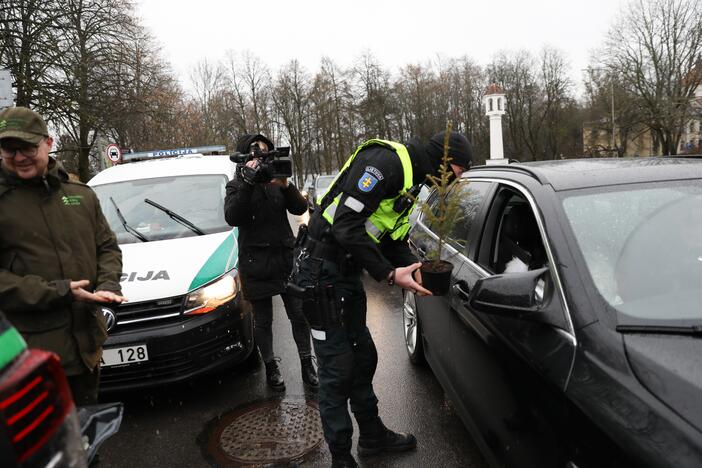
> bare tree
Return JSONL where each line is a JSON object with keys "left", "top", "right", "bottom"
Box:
{"left": 220, "top": 51, "right": 275, "bottom": 141}
{"left": 603, "top": 0, "right": 702, "bottom": 155}
{"left": 189, "top": 58, "right": 228, "bottom": 145}
{"left": 319, "top": 57, "right": 356, "bottom": 168}
{"left": 352, "top": 52, "right": 395, "bottom": 140}
{"left": 272, "top": 59, "right": 313, "bottom": 186}
{"left": 0, "top": 0, "right": 61, "bottom": 107}
{"left": 583, "top": 67, "right": 645, "bottom": 156}
{"left": 488, "top": 48, "right": 576, "bottom": 160}
{"left": 45, "top": 0, "right": 137, "bottom": 181}
{"left": 104, "top": 31, "right": 186, "bottom": 151}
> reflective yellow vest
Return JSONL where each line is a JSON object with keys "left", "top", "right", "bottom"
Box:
{"left": 321, "top": 139, "right": 414, "bottom": 243}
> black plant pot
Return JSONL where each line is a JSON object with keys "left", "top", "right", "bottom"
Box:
{"left": 420, "top": 260, "right": 454, "bottom": 296}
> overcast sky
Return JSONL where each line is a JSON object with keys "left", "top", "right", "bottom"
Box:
{"left": 135, "top": 0, "right": 630, "bottom": 96}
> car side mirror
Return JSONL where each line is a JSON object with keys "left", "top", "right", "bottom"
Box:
{"left": 468, "top": 267, "right": 550, "bottom": 316}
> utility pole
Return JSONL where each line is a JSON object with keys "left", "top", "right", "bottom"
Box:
{"left": 610, "top": 79, "right": 616, "bottom": 157}
{"left": 0, "top": 69, "right": 14, "bottom": 110}
{"left": 585, "top": 67, "right": 616, "bottom": 157}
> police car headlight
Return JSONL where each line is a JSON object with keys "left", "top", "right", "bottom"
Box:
{"left": 184, "top": 270, "right": 239, "bottom": 315}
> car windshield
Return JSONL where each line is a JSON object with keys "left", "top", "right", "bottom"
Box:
{"left": 561, "top": 180, "right": 702, "bottom": 323}
{"left": 93, "top": 175, "right": 230, "bottom": 244}
{"left": 316, "top": 175, "right": 335, "bottom": 191}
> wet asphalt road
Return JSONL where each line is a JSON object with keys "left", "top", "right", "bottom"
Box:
{"left": 99, "top": 213, "right": 486, "bottom": 468}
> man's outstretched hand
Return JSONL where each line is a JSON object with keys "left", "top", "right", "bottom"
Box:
{"left": 393, "top": 263, "right": 432, "bottom": 296}
{"left": 70, "top": 280, "right": 128, "bottom": 304}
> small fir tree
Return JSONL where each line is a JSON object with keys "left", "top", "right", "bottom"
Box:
{"left": 413, "top": 121, "right": 465, "bottom": 270}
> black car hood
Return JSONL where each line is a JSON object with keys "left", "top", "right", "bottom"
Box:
{"left": 624, "top": 334, "right": 702, "bottom": 432}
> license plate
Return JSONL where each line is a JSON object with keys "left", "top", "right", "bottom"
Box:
{"left": 101, "top": 345, "right": 149, "bottom": 367}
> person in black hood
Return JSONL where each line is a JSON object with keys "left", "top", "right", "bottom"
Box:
{"left": 293, "top": 131, "right": 472, "bottom": 467}
{"left": 224, "top": 134, "right": 318, "bottom": 391}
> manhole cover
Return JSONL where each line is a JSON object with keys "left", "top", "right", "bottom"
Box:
{"left": 205, "top": 398, "right": 324, "bottom": 466}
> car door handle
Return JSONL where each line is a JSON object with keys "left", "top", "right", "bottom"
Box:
{"left": 453, "top": 281, "right": 471, "bottom": 302}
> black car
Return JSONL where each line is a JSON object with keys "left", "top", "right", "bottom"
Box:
{"left": 404, "top": 158, "right": 702, "bottom": 467}
{"left": 0, "top": 312, "right": 122, "bottom": 467}
{"left": 306, "top": 174, "right": 336, "bottom": 212}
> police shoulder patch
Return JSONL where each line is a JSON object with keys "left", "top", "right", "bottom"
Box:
{"left": 365, "top": 166, "right": 384, "bottom": 180}
{"left": 358, "top": 172, "right": 379, "bottom": 192}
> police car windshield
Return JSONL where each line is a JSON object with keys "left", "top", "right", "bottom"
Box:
{"left": 93, "top": 175, "right": 229, "bottom": 244}
{"left": 561, "top": 179, "right": 702, "bottom": 324}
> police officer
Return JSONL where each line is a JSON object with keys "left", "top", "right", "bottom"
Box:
{"left": 292, "top": 132, "right": 472, "bottom": 467}
{"left": 224, "top": 134, "right": 318, "bottom": 391}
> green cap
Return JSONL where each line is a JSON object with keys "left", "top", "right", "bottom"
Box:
{"left": 0, "top": 106, "right": 49, "bottom": 144}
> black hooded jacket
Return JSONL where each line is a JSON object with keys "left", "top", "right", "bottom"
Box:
{"left": 224, "top": 172, "right": 308, "bottom": 300}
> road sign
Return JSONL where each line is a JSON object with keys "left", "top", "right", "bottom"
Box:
{"left": 0, "top": 69, "right": 13, "bottom": 109}
{"left": 106, "top": 144, "right": 121, "bottom": 163}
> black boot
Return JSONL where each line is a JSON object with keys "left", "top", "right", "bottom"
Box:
{"left": 358, "top": 421, "right": 417, "bottom": 456}
{"left": 264, "top": 359, "right": 285, "bottom": 391}
{"left": 331, "top": 453, "right": 358, "bottom": 467}
{"left": 301, "top": 356, "right": 319, "bottom": 388}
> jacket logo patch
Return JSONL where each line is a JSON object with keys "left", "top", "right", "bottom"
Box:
{"left": 358, "top": 172, "right": 378, "bottom": 192}
{"left": 365, "top": 166, "right": 384, "bottom": 180}
{"left": 62, "top": 195, "right": 83, "bottom": 206}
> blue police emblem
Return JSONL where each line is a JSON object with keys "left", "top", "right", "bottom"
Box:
{"left": 358, "top": 172, "right": 378, "bottom": 192}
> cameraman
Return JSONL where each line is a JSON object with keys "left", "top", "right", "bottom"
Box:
{"left": 224, "top": 134, "right": 318, "bottom": 391}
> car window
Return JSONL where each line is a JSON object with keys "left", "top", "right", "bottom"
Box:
{"left": 561, "top": 180, "right": 702, "bottom": 322}
{"left": 479, "top": 188, "right": 547, "bottom": 274}
{"left": 93, "top": 174, "right": 230, "bottom": 244}
{"left": 422, "top": 180, "right": 491, "bottom": 255}
{"left": 315, "top": 175, "right": 335, "bottom": 192}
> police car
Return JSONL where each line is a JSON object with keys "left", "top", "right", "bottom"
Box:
{"left": 88, "top": 146, "right": 254, "bottom": 392}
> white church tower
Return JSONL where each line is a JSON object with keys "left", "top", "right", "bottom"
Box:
{"left": 483, "top": 84, "right": 507, "bottom": 163}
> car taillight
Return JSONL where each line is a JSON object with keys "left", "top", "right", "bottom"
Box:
{"left": 0, "top": 350, "right": 74, "bottom": 463}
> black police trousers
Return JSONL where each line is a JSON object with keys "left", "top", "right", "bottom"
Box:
{"left": 302, "top": 258, "right": 382, "bottom": 456}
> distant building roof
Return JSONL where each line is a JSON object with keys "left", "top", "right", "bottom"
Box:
{"left": 485, "top": 83, "right": 504, "bottom": 95}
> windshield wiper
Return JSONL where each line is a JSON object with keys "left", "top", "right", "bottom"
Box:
{"left": 617, "top": 324, "right": 702, "bottom": 336}
{"left": 144, "top": 198, "right": 205, "bottom": 236}
{"left": 109, "top": 197, "right": 149, "bottom": 242}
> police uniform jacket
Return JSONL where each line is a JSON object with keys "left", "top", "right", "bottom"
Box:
{"left": 0, "top": 159, "right": 123, "bottom": 375}
{"left": 308, "top": 140, "right": 436, "bottom": 281}
{"left": 224, "top": 175, "right": 308, "bottom": 300}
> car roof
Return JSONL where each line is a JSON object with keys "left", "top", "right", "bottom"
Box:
{"left": 466, "top": 157, "right": 702, "bottom": 191}
{"left": 88, "top": 154, "right": 236, "bottom": 185}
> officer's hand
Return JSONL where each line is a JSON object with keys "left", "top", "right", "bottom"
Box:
{"left": 95, "top": 290, "right": 128, "bottom": 304}
{"left": 394, "top": 263, "right": 432, "bottom": 296}
{"left": 271, "top": 177, "right": 289, "bottom": 187}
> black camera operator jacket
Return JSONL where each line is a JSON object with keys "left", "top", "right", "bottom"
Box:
{"left": 224, "top": 175, "right": 308, "bottom": 300}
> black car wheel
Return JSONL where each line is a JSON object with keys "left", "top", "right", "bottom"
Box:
{"left": 402, "top": 290, "right": 425, "bottom": 364}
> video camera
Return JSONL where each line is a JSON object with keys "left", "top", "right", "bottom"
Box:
{"left": 230, "top": 145, "right": 293, "bottom": 183}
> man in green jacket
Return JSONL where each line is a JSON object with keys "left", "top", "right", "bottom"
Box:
{"left": 0, "top": 106, "right": 126, "bottom": 404}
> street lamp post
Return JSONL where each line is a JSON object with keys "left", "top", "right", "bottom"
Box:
{"left": 585, "top": 67, "right": 616, "bottom": 157}
{"left": 609, "top": 79, "right": 615, "bottom": 156}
